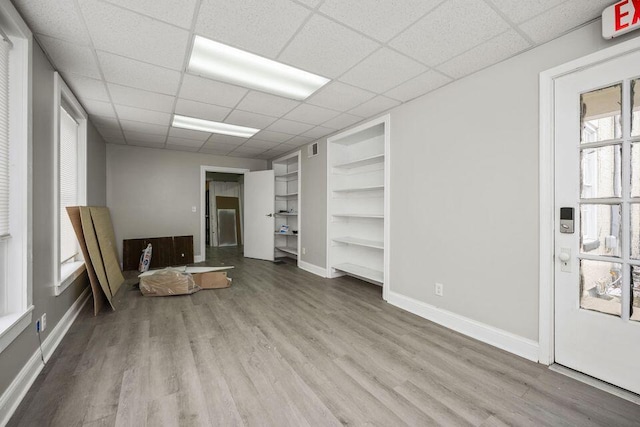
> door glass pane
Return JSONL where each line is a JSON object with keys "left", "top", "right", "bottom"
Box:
{"left": 631, "top": 265, "right": 640, "bottom": 322}
{"left": 631, "top": 143, "right": 640, "bottom": 197}
{"left": 631, "top": 204, "right": 640, "bottom": 259}
{"left": 581, "top": 145, "right": 622, "bottom": 198}
{"left": 580, "top": 204, "right": 621, "bottom": 256}
{"left": 632, "top": 79, "right": 640, "bottom": 137}
{"left": 581, "top": 84, "right": 622, "bottom": 143}
{"left": 580, "top": 259, "right": 622, "bottom": 317}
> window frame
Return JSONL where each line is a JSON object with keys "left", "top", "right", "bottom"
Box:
{"left": 53, "top": 72, "right": 87, "bottom": 296}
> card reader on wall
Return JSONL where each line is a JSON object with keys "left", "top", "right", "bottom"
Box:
{"left": 560, "top": 207, "right": 574, "bottom": 234}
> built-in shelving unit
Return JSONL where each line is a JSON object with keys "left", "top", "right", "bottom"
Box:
{"left": 273, "top": 151, "right": 301, "bottom": 263}
{"left": 327, "top": 115, "right": 390, "bottom": 298}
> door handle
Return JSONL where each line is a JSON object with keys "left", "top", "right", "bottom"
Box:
{"left": 266, "top": 213, "right": 273, "bottom": 217}
{"left": 558, "top": 252, "right": 570, "bottom": 262}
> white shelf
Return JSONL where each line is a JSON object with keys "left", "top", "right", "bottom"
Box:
{"left": 332, "top": 213, "right": 383, "bottom": 219}
{"left": 275, "top": 231, "right": 297, "bottom": 236}
{"left": 333, "top": 185, "right": 384, "bottom": 193}
{"left": 333, "top": 263, "right": 383, "bottom": 284}
{"left": 275, "top": 212, "right": 298, "bottom": 216}
{"left": 332, "top": 236, "right": 383, "bottom": 250}
{"left": 276, "top": 246, "right": 298, "bottom": 256}
{"left": 333, "top": 154, "right": 384, "bottom": 169}
{"left": 275, "top": 192, "right": 298, "bottom": 198}
{"left": 275, "top": 170, "right": 298, "bottom": 180}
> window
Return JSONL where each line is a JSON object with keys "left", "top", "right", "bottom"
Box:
{"left": 54, "top": 73, "right": 87, "bottom": 295}
{"left": 0, "top": 1, "right": 32, "bottom": 353}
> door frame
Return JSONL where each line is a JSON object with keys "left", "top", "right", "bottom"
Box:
{"left": 199, "top": 165, "right": 249, "bottom": 261}
{"left": 539, "top": 36, "right": 640, "bottom": 365}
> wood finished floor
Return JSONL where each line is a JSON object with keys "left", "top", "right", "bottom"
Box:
{"left": 9, "top": 247, "right": 640, "bottom": 426}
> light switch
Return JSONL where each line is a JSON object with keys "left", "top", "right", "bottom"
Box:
{"left": 192, "top": 206, "right": 197, "bottom": 213}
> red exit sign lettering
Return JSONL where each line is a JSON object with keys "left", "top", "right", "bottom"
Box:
{"left": 602, "top": 0, "right": 640, "bottom": 39}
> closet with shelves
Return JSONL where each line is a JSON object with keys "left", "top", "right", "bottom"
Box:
{"left": 327, "top": 115, "right": 389, "bottom": 297}
{"left": 273, "top": 151, "right": 301, "bottom": 262}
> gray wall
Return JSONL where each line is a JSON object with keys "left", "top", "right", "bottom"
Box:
{"left": 106, "top": 144, "right": 267, "bottom": 261}
{"left": 0, "top": 43, "right": 107, "bottom": 395}
{"left": 299, "top": 140, "right": 327, "bottom": 268}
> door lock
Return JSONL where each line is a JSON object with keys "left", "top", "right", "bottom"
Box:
{"left": 560, "top": 207, "right": 574, "bottom": 234}
{"left": 559, "top": 248, "right": 571, "bottom": 273}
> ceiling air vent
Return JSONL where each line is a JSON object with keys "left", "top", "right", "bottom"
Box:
{"left": 308, "top": 142, "right": 318, "bottom": 158}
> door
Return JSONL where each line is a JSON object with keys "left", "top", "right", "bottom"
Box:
{"left": 244, "top": 170, "right": 275, "bottom": 261}
{"left": 555, "top": 49, "right": 640, "bottom": 394}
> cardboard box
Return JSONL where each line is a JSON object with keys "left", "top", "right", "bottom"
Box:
{"left": 192, "top": 271, "right": 231, "bottom": 289}
{"left": 139, "top": 269, "right": 199, "bottom": 297}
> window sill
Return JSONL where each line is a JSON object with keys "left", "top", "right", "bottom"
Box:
{"left": 0, "top": 306, "right": 34, "bottom": 354}
{"left": 56, "top": 261, "right": 86, "bottom": 296}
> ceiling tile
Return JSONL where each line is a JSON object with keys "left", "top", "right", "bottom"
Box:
{"left": 38, "top": 35, "right": 101, "bottom": 79}
{"left": 95, "top": 127, "right": 124, "bottom": 139}
{"left": 124, "top": 131, "right": 167, "bottom": 143}
{"left": 384, "top": 70, "right": 452, "bottom": 102}
{"left": 266, "top": 119, "right": 314, "bottom": 135}
{"left": 64, "top": 74, "right": 109, "bottom": 102}
{"left": 80, "top": 0, "right": 189, "bottom": 70}
{"left": 235, "top": 91, "right": 300, "bottom": 117}
{"left": 252, "top": 130, "right": 295, "bottom": 143}
{"left": 320, "top": 0, "right": 444, "bottom": 42}
{"left": 196, "top": 0, "right": 311, "bottom": 58}
{"left": 348, "top": 95, "right": 400, "bottom": 117}
{"left": 284, "top": 104, "right": 340, "bottom": 125}
{"left": 175, "top": 99, "right": 232, "bottom": 122}
{"left": 179, "top": 74, "right": 248, "bottom": 108}
{"left": 115, "top": 105, "right": 171, "bottom": 126}
{"left": 486, "top": 0, "right": 567, "bottom": 24}
{"left": 127, "top": 140, "right": 166, "bottom": 148}
{"left": 322, "top": 113, "right": 363, "bottom": 130}
{"left": 206, "top": 134, "right": 248, "bottom": 146}
{"left": 98, "top": 51, "right": 182, "bottom": 95}
{"left": 225, "top": 110, "right": 278, "bottom": 129}
{"left": 108, "top": 84, "right": 176, "bottom": 113}
{"left": 278, "top": 15, "right": 380, "bottom": 78}
{"left": 105, "top": 136, "right": 126, "bottom": 145}
{"left": 519, "top": 0, "right": 611, "bottom": 44}
{"left": 14, "top": 0, "right": 90, "bottom": 44}
{"left": 340, "top": 48, "right": 427, "bottom": 93}
{"left": 166, "top": 144, "right": 201, "bottom": 152}
{"left": 243, "top": 139, "right": 281, "bottom": 149}
{"left": 120, "top": 120, "right": 169, "bottom": 135}
{"left": 168, "top": 127, "right": 210, "bottom": 141}
{"left": 90, "top": 115, "right": 120, "bottom": 129}
{"left": 389, "top": 0, "right": 508, "bottom": 66}
{"left": 437, "top": 30, "right": 531, "bottom": 79}
{"left": 230, "top": 145, "right": 267, "bottom": 155}
{"left": 302, "top": 126, "right": 334, "bottom": 139}
{"left": 306, "top": 81, "right": 375, "bottom": 112}
{"left": 255, "top": 151, "right": 278, "bottom": 160}
{"left": 81, "top": 99, "right": 116, "bottom": 117}
{"left": 166, "top": 136, "right": 207, "bottom": 147}
{"left": 227, "top": 151, "right": 262, "bottom": 158}
{"left": 200, "top": 147, "right": 235, "bottom": 156}
{"left": 102, "top": 0, "right": 198, "bottom": 29}
{"left": 294, "top": 0, "right": 322, "bottom": 7}
{"left": 284, "top": 135, "right": 315, "bottom": 146}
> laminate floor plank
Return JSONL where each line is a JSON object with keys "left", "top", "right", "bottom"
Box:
{"left": 8, "top": 247, "right": 640, "bottom": 427}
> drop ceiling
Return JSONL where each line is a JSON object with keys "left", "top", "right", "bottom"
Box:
{"left": 13, "top": 0, "right": 612, "bottom": 160}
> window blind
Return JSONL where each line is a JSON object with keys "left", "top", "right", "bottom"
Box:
{"left": 0, "top": 37, "right": 9, "bottom": 237}
{"left": 59, "top": 106, "right": 79, "bottom": 263}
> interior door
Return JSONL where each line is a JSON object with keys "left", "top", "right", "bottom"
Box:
{"left": 554, "top": 49, "right": 640, "bottom": 394}
{"left": 244, "top": 170, "right": 275, "bottom": 261}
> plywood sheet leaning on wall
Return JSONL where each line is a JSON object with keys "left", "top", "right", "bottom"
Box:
{"left": 78, "top": 206, "right": 115, "bottom": 312}
{"left": 89, "top": 207, "right": 125, "bottom": 297}
{"left": 66, "top": 207, "right": 114, "bottom": 315}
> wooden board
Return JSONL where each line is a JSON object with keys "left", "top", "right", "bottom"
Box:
{"left": 122, "top": 236, "right": 194, "bottom": 271}
{"left": 89, "top": 207, "right": 125, "bottom": 297}
{"left": 79, "top": 207, "right": 114, "bottom": 312}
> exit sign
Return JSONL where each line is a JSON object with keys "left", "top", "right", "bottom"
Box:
{"left": 603, "top": 0, "right": 640, "bottom": 39}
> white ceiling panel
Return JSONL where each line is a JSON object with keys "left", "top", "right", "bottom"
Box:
{"left": 348, "top": 95, "right": 401, "bottom": 117}
{"left": 175, "top": 99, "right": 231, "bottom": 122}
{"left": 437, "top": 30, "right": 531, "bottom": 79}
{"left": 120, "top": 120, "right": 169, "bottom": 135}
{"left": 64, "top": 75, "right": 109, "bottom": 103}
{"left": 385, "top": 70, "right": 452, "bottom": 102}
{"left": 108, "top": 83, "right": 176, "bottom": 113}
{"left": 229, "top": 146, "right": 267, "bottom": 155}
{"left": 306, "top": 81, "right": 375, "bottom": 112}
{"left": 166, "top": 136, "right": 207, "bottom": 148}
{"left": 486, "top": 0, "right": 568, "bottom": 24}
{"left": 322, "top": 113, "right": 363, "bottom": 130}
{"left": 114, "top": 105, "right": 172, "bottom": 126}
{"left": 242, "top": 139, "right": 281, "bottom": 149}
{"left": 295, "top": 0, "right": 322, "bottom": 7}
{"left": 168, "top": 127, "right": 211, "bottom": 141}
{"left": 166, "top": 144, "right": 201, "bottom": 152}
{"left": 278, "top": 15, "right": 380, "bottom": 78}
{"left": 179, "top": 74, "right": 248, "bottom": 108}
{"left": 105, "top": 136, "right": 127, "bottom": 145}
{"left": 123, "top": 131, "right": 167, "bottom": 143}
{"left": 90, "top": 115, "right": 120, "bottom": 129}
{"left": 14, "top": 0, "right": 90, "bottom": 44}
{"left": 252, "top": 130, "right": 296, "bottom": 143}
{"left": 38, "top": 35, "right": 101, "bottom": 79}
{"left": 200, "top": 147, "right": 235, "bottom": 156}
{"left": 284, "top": 135, "right": 315, "bottom": 147}
{"left": 102, "top": 0, "right": 198, "bottom": 29}
{"left": 98, "top": 51, "right": 182, "bottom": 95}
{"left": 284, "top": 104, "right": 340, "bottom": 125}
{"left": 390, "top": 0, "right": 509, "bottom": 66}
{"left": 206, "top": 134, "right": 249, "bottom": 146}
{"left": 225, "top": 110, "right": 278, "bottom": 129}
{"left": 127, "top": 139, "right": 166, "bottom": 148}
{"left": 519, "top": 0, "right": 611, "bottom": 44}
{"left": 235, "top": 91, "right": 300, "bottom": 117}
{"left": 81, "top": 99, "right": 116, "bottom": 118}
{"left": 340, "top": 48, "right": 427, "bottom": 93}
{"left": 80, "top": 0, "right": 190, "bottom": 70}
{"left": 196, "top": 0, "right": 311, "bottom": 58}
{"left": 95, "top": 127, "right": 124, "bottom": 139}
{"left": 303, "top": 126, "right": 334, "bottom": 139}
{"left": 266, "top": 119, "right": 314, "bottom": 135}
{"left": 320, "top": 0, "right": 444, "bottom": 42}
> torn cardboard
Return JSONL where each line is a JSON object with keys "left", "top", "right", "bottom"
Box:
{"left": 138, "top": 266, "right": 233, "bottom": 296}
{"left": 79, "top": 207, "right": 114, "bottom": 307}
{"left": 89, "top": 207, "right": 124, "bottom": 296}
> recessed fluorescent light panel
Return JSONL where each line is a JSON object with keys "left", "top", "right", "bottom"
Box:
{"left": 172, "top": 115, "right": 259, "bottom": 138}
{"left": 188, "top": 35, "right": 330, "bottom": 100}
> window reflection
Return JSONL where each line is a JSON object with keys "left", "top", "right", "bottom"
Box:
{"left": 581, "top": 84, "right": 622, "bottom": 143}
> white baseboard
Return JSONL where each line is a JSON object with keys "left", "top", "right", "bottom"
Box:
{"left": 0, "top": 287, "right": 90, "bottom": 426}
{"left": 387, "top": 291, "right": 539, "bottom": 362}
{"left": 298, "top": 260, "right": 327, "bottom": 278}
{"left": 194, "top": 255, "right": 204, "bottom": 263}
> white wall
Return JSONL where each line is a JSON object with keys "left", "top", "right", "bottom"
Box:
{"left": 106, "top": 144, "right": 266, "bottom": 261}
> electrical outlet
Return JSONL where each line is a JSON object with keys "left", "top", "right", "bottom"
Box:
{"left": 35, "top": 319, "right": 40, "bottom": 332}
{"left": 435, "top": 283, "right": 444, "bottom": 297}
{"left": 41, "top": 313, "right": 47, "bottom": 331}
{"left": 302, "top": 247, "right": 306, "bottom": 255}
{"left": 191, "top": 206, "right": 197, "bottom": 213}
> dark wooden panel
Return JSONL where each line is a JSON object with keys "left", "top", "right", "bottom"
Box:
{"left": 148, "top": 237, "right": 174, "bottom": 269}
{"left": 122, "top": 239, "right": 149, "bottom": 271}
{"left": 172, "top": 235, "right": 194, "bottom": 265}
{"left": 122, "top": 236, "right": 193, "bottom": 271}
